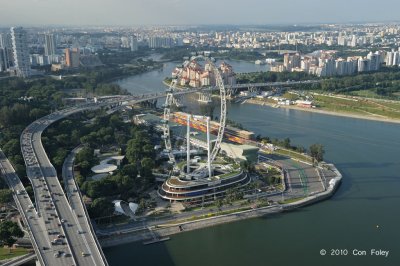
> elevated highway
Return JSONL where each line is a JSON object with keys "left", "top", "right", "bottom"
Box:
{"left": 12, "top": 90, "right": 202, "bottom": 265}
{"left": 21, "top": 107, "right": 108, "bottom": 266}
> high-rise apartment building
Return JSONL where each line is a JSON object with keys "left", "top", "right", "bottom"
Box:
{"left": 10, "top": 27, "right": 31, "bottom": 78}
{"left": 338, "top": 36, "right": 347, "bottom": 46}
{"left": 120, "top": 37, "right": 130, "bottom": 48}
{"left": 0, "top": 35, "right": 8, "bottom": 71}
{"left": 44, "top": 33, "right": 56, "bottom": 56}
{"left": 386, "top": 51, "right": 394, "bottom": 66}
{"left": 0, "top": 34, "right": 5, "bottom": 49}
{"left": 358, "top": 58, "right": 370, "bottom": 72}
{"left": 130, "top": 36, "right": 138, "bottom": 52}
{"left": 384, "top": 49, "right": 400, "bottom": 66}
{"left": 0, "top": 48, "right": 6, "bottom": 71}
{"left": 283, "top": 53, "right": 301, "bottom": 71}
{"left": 65, "top": 48, "right": 80, "bottom": 68}
{"left": 149, "top": 37, "right": 174, "bottom": 48}
{"left": 350, "top": 35, "right": 357, "bottom": 47}
{"left": 367, "top": 52, "right": 381, "bottom": 71}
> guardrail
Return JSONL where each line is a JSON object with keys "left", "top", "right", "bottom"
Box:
{"left": 1, "top": 252, "right": 36, "bottom": 266}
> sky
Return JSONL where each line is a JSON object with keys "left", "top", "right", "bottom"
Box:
{"left": 1, "top": 0, "right": 400, "bottom": 26}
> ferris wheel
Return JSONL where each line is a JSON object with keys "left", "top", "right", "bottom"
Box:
{"left": 162, "top": 55, "right": 227, "bottom": 173}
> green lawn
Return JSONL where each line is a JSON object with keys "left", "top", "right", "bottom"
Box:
{"left": 218, "top": 171, "right": 241, "bottom": 179}
{"left": 274, "top": 149, "right": 313, "bottom": 164}
{"left": 0, "top": 247, "right": 30, "bottom": 261}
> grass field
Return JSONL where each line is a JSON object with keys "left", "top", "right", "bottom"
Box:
{"left": 314, "top": 94, "right": 400, "bottom": 119}
{"left": 350, "top": 89, "right": 382, "bottom": 98}
{"left": 0, "top": 247, "right": 29, "bottom": 261}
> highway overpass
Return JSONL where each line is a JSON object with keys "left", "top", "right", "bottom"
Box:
{"left": 14, "top": 92, "right": 200, "bottom": 265}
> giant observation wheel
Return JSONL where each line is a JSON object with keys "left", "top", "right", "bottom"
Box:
{"left": 163, "top": 55, "right": 227, "bottom": 171}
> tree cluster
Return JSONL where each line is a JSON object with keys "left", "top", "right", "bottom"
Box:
{"left": 0, "top": 221, "right": 23, "bottom": 247}
{"left": 0, "top": 189, "right": 13, "bottom": 204}
{"left": 257, "top": 135, "right": 306, "bottom": 153}
{"left": 309, "top": 143, "right": 325, "bottom": 163}
{"left": 237, "top": 71, "right": 316, "bottom": 84}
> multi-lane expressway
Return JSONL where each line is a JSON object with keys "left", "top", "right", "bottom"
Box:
{"left": 21, "top": 105, "right": 109, "bottom": 266}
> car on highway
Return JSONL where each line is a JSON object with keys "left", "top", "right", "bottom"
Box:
{"left": 54, "top": 250, "right": 63, "bottom": 258}
{"left": 51, "top": 238, "right": 64, "bottom": 245}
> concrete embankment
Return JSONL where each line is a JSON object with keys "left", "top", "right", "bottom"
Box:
{"left": 100, "top": 205, "right": 283, "bottom": 248}
{"left": 99, "top": 163, "right": 342, "bottom": 248}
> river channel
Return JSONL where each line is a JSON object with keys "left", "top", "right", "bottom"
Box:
{"left": 104, "top": 59, "right": 400, "bottom": 266}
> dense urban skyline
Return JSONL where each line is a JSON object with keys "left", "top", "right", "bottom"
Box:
{"left": 1, "top": 0, "right": 400, "bottom": 26}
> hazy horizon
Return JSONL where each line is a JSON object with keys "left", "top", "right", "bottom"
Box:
{"left": 1, "top": 0, "right": 400, "bottom": 27}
